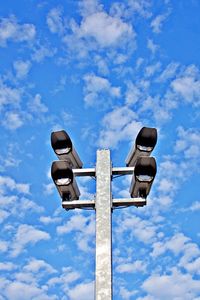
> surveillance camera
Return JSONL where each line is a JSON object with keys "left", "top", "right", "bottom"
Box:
{"left": 126, "top": 127, "right": 157, "bottom": 167}
{"left": 130, "top": 156, "right": 157, "bottom": 199}
{"left": 51, "top": 160, "right": 80, "bottom": 201}
{"left": 51, "top": 130, "right": 83, "bottom": 169}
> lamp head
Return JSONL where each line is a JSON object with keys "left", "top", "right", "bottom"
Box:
{"left": 136, "top": 127, "right": 157, "bottom": 152}
{"left": 130, "top": 156, "right": 157, "bottom": 199}
{"left": 51, "top": 160, "right": 73, "bottom": 186}
{"left": 134, "top": 156, "right": 157, "bottom": 182}
{"left": 51, "top": 160, "right": 80, "bottom": 201}
{"left": 51, "top": 130, "right": 72, "bottom": 156}
{"left": 51, "top": 130, "right": 83, "bottom": 168}
{"left": 126, "top": 127, "right": 157, "bottom": 167}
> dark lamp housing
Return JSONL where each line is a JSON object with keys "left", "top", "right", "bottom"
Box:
{"left": 130, "top": 156, "right": 157, "bottom": 199}
{"left": 51, "top": 161, "right": 73, "bottom": 186}
{"left": 134, "top": 156, "right": 157, "bottom": 181}
{"left": 136, "top": 127, "right": 157, "bottom": 151}
{"left": 51, "top": 130, "right": 83, "bottom": 168}
{"left": 126, "top": 127, "right": 157, "bottom": 167}
{"left": 51, "top": 130, "right": 72, "bottom": 155}
{"left": 51, "top": 160, "right": 80, "bottom": 201}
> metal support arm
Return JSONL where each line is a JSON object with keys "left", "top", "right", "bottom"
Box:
{"left": 72, "top": 166, "right": 134, "bottom": 177}
{"left": 62, "top": 197, "right": 146, "bottom": 210}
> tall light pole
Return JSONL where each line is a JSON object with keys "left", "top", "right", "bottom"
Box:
{"left": 95, "top": 150, "right": 112, "bottom": 299}
{"left": 51, "top": 127, "right": 157, "bottom": 300}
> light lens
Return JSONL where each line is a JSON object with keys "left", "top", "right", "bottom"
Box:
{"left": 137, "top": 145, "right": 153, "bottom": 152}
{"left": 55, "top": 147, "right": 71, "bottom": 155}
{"left": 55, "top": 178, "right": 72, "bottom": 186}
{"left": 136, "top": 175, "right": 153, "bottom": 182}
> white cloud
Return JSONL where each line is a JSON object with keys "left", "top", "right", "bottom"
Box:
{"left": 57, "top": 212, "right": 94, "bottom": 234}
{"left": 0, "top": 258, "right": 58, "bottom": 300}
{"left": 93, "top": 55, "right": 109, "bottom": 75}
{"left": 57, "top": 213, "right": 88, "bottom": 235}
{"left": 147, "top": 38, "right": 159, "bottom": 55}
{"left": 183, "top": 257, "right": 200, "bottom": 275}
{"left": 28, "top": 94, "right": 48, "bottom": 113}
{"left": 125, "top": 81, "right": 142, "bottom": 105}
{"left": 0, "top": 146, "right": 21, "bottom": 169}
{"left": 115, "top": 53, "right": 128, "bottom": 65}
{"left": 116, "top": 214, "right": 158, "bottom": 244}
{"left": 0, "top": 80, "right": 21, "bottom": 110}
{"left": 151, "top": 12, "right": 169, "bottom": 33}
{"left": 68, "top": 281, "right": 94, "bottom": 300}
{"left": 179, "top": 243, "right": 200, "bottom": 271}
{"left": 175, "top": 126, "right": 200, "bottom": 160}
{"left": 151, "top": 233, "right": 190, "bottom": 258}
{"left": 138, "top": 63, "right": 200, "bottom": 125}
{"left": 119, "top": 286, "right": 137, "bottom": 300}
{"left": 46, "top": 7, "right": 65, "bottom": 34}
{"left": 13, "top": 60, "right": 31, "bottom": 79}
{"left": 0, "top": 15, "right": 36, "bottom": 46}
{"left": 49, "top": 5, "right": 136, "bottom": 63}
{"left": 23, "top": 258, "right": 57, "bottom": 274}
{"left": 172, "top": 76, "right": 200, "bottom": 105}
{"left": 155, "top": 126, "right": 200, "bottom": 206}
{"left": 47, "top": 266, "right": 80, "bottom": 288}
{"left": 157, "top": 62, "right": 179, "bottom": 82}
{"left": 98, "top": 106, "right": 142, "bottom": 148}
{"left": 10, "top": 224, "right": 50, "bottom": 257}
{"left": 102, "top": 106, "right": 136, "bottom": 131}
{"left": 0, "top": 209, "right": 9, "bottom": 223}
{"left": 79, "top": 11, "right": 134, "bottom": 47}
{"left": 110, "top": 0, "right": 152, "bottom": 19}
{"left": 39, "top": 216, "right": 61, "bottom": 225}
{"left": 145, "top": 62, "right": 161, "bottom": 77}
{"left": 0, "top": 195, "right": 43, "bottom": 223}
{"left": 83, "top": 73, "right": 121, "bottom": 106}
{"left": 61, "top": 111, "right": 74, "bottom": 124}
{"left": 151, "top": 232, "right": 200, "bottom": 276}
{"left": 84, "top": 73, "right": 119, "bottom": 95}
{"left": 43, "top": 182, "right": 55, "bottom": 195}
{"left": 116, "top": 260, "right": 146, "bottom": 273}
{"left": 189, "top": 201, "right": 200, "bottom": 212}
{"left": 0, "top": 262, "right": 16, "bottom": 271}
{"left": 2, "top": 112, "right": 23, "bottom": 130}
{"left": 0, "top": 175, "right": 30, "bottom": 195}
{"left": 78, "top": 0, "right": 103, "bottom": 17}
{"left": 135, "top": 57, "right": 144, "bottom": 69}
{"left": 159, "top": 160, "right": 180, "bottom": 178}
{"left": 32, "top": 44, "right": 57, "bottom": 62}
{"left": 0, "top": 240, "right": 8, "bottom": 252}
{"left": 76, "top": 177, "right": 95, "bottom": 200}
{"left": 171, "top": 65, "right": 200, "bottom": 106}
{"left": 13, "top": 197, "right": 44, "bottom": 216}
{"left": 142, "top": 268, "right": 200, "bottom": 299}
{"left": 57, "top": 212, "right": 95, "bottom": 252}
{"left": 4, "top": 280, "right": 57, "bottom": 300}
{"left": 127, "top": 0, "right": 152, "bottom": 18}
{"left": 52, "top": 76, "right": 68, "bottom": 94}
{"left": 14, "top": 271, "right": 37, "bottom": 284}
{"left": 157, "top": 178, "right": 174, "bottom": 195}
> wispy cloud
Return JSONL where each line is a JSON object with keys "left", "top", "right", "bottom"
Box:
{"left": 0, "top": 15, "right": 36, "bottom": 47}
{"left": 10, "top": 224, "right": 50, "bottom": 257}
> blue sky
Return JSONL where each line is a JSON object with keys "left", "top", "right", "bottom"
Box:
{"left": 0, "top": 0, "right": 200, "bottom": 299}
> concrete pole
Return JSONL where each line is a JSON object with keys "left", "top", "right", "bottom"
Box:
{"left": 95, "top": 150, "right": 112, "bottom": 300}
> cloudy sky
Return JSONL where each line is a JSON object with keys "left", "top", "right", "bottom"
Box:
{"left": 0, "top": 0, "right": 200, "bottom": 299}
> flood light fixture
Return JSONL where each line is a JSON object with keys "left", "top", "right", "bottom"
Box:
{"left": 130, "top": 156, "right": 157, "bottom": 199}
{"left": 51, "top": 160, "right": 80, "bottom": 201}
{"left": 126, "top": 127, "right": 157, "bottom": 167}
{"left": 51, "top": 130, "right": 83, "bottom": 168}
